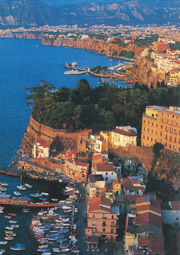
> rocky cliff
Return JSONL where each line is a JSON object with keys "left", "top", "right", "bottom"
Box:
{"left": 42, "top": 36, "right": 143, "bottom": 59}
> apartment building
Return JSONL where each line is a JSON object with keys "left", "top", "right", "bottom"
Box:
{"left": 141, "top": 105, "right": 180, "bottom": 153}
{"left": 111, "top": 126, "right": 137, "bottom": 147}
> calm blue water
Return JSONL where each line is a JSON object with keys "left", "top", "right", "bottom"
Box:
{"left": 0, "top": 37, "right": 128, "bottom": 169}
{"left": 0, "top": 37, "right": 128, "bottom": 255}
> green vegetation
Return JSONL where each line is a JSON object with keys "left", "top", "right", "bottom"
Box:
{"left": 25, "top": 80, "right": 180, "bottom": 143}
{"left": 169, "top": 41, "right": 180, "bottom": 50}
{"left": 90, "top": 66, "right": 107, "bottom": 73}
{"left": 119, "top": 50, "right": 135, "bottom": 58}
{"left": 153, "top": 142, "right": 164, "bottom": 158}
{"left": 50, "top": 136, "right": 64, "bottom": 155}
{"left": 134, "top": 34, "right": 159, "bottom": 46}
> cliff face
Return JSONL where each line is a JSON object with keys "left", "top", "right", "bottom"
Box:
{"left": 126, "top": 56, "right": 169, "bottom": 87}
{"left": 42, "top": 37, "right": 143, "bottom": 59}
{"left": 153, "top": 150, "right": 180, "bottom": 190}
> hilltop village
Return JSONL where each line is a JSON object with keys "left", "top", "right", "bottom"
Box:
{"left": 1, "top": 24, "right": 180, "bottom": 254}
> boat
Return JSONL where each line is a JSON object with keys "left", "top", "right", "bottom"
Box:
{"left": 0, "top": 249, "right": 5, "bottom": 255}
{"left": 22, "top": 208, "right": 30, "bottom": 213}
{"left": 8, "top": 213, "right": 16, "bottom": 216}
{"left": 10, "top": 245, "right": 26, "bottom": 251}
{"left": 5, "top": 226, "right": 14, "bottom": 230}
{"left": 0, "top": 183, "right": 8, "bottom": 186}
{"left": 9, "top": 220, "right": 17, "bottom": 224}
{"left": 41, "top": 192, "right": 49, "bottom": 196}
{"left": 4, "top": 236, "right": 14, "bottom": 240}
{"left": 17, "top": 185, "right": 26, "bottom": 191}
{"left": 14, "top": 191, "right": 21, "bottom": 196}
{"left": 30, "top": 193, "right": 42, "bottom": 198}
{"left": 0, "top": 241, "right": 7, "bottom": 245}
{"left": 24, "top": 183, "right": 32, "bottom": 188}
{"left": 64, "top": 70, "right": 86, "bottom": 75}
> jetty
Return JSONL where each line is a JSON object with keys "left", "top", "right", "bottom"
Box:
{"left": 0, "top": 195, "right": 58, "bottom": 208}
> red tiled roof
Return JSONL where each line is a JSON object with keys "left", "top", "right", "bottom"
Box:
{"left": 170, "top": 68, "right": 179, "bottom": 73}
{"left": 36, "top": 139, "right": 51, "bottom": 148}
{"left": 76, "top": 160, "right": 89, "bottom": 167}
{"left": 136, "top": 205, "right": 161, "bottom": 215}
{"left": 96, "top": 163, "right": 114, "bottom": 172}
{"left": 138, "top": 234, "right": 164, "bottom": 255}
{"left": 92, "top": 154, "right": 103, "bottom": 160}
{"left": 133, "top": 212, "right": 162, "bottom": 228}
{"left": 112, "top": 128, "right": 137, "bottom": 137}
{"left": 88, "top": 196, "right": 111, "bottom": 213}
{"left": 114, "top": 179, "right": 120, "bottom": 184}
{"left": 79, "top": 129, "right": 92, "bottom": 134}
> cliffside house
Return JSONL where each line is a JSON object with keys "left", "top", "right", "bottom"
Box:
{"left": 92, "top": 162, "right": 117, "bottom": 184}
{"left": 85, "top": 196, "right": 119, "bottom": 242}
{"left": 64, "top": 159, "right": 89, "bottom": 182}
{"left": 121, "top": 177, "right": 146, "bottom": 196}
{"left": 87, "top": 174, "right": 106, "bottom": 199}
{"left": 111, "top": 126, "right": 137, "bottom": 148}
{"left": 89, "top": 134, "right": 108, "bottom": 153}
{"left": 32, "top": 139, "right": 51, "bottom": 158}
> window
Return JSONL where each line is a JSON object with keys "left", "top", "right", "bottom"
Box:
{"left": 112, "top": 215, "right": 114, "bottom": 219}
{"left": 169, "top": 144, "right": 171, "bottom": 148}
{"left": 170, "top": 136, "right": 172, "bottom": 142}
{"left": 102, "top": 222, "right": 106, "bottom": 227}
{"left": 147, "top": 136, "right": 149, "bottom": 140}
{"left": 103, "top": 228, "right": 106, "bottom": 232}
{"left": 93, "top": 215, "right": 95, "bottom": 219}
{"left": 144, "top": 127, "right": 145, "bottom": 131}
{"left": 92, "top": 220, "right": 96, "bottom": 226}
{"left": 161, "top": 125, "right": 163, "bottom": 129}
{"left": 165, "top": 135, "right": 168, "bottom": 140}
{"left": 173, "top": 145, "right": 177, "bottom": 150}
{"left": 152, "top": 114, "right": 154, "bottom": 117}
{"left": 103, "top": 214, "right": 106, "bottom": 219}
{"left": 160, "top": 132, "right": 162, "bottom": 136}
{"left": 111, "top": 229, "right": 114, "bottom": 233}
{"left": 92, "top": 228, "right": 96, "bottom": 233}
{"left": 174, "top": 137, "right": 177, "bottom": 143}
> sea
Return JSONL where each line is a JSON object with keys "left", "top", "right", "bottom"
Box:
{"left": 0, "top": 37, "right": 129, "bottom": 254}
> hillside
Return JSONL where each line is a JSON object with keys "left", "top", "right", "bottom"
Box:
{"left": 1, "top": 0, "right": 180, "bottom": 27}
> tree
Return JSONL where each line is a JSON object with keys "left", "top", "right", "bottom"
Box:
{"left": 50, "top": 136, "right": 64, "bottom": 155}
{"left": 153, "top": 142, "right": 164, "bottom": 158}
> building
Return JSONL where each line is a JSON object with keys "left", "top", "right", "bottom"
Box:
{"left": 32, "top": 139, "right": 51, "bottom": 158}
{"left": 141, "top": 105, "right": 180, "bottom": 153}
{"left": 85, "top": 196, "right": 118, "bottom": 242}
{"left": 121, "top": 177, "right": 146, "bottom": 196}
{"left": 77, "top": 129, "right": 92, "bottom": 153}
{"left": 92, "top": 162, "right": 117, "bottom": 184}
{"left": 162, "top": 201, "right": 180, "bottom": 227}
{"left": 89, "top": 134, "right": 108, "bottom": 153}
{"left": 87, "top": 175, "right": 106, "bottom": 199}
{"left": 168, "top": 68, "right": 180, "bottom": 86}
{"left": 64, "top": 159, "right": 89, "bottom": 182}
{"left": 111, "top": 126, "right": 137, "bottom": 147}
{"left": 124, "top": 195, "right": 164, "bottom": 255}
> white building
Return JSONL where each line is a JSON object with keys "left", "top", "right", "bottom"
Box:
{"left": 93, "top": 162, "right": 117, "bottom": 184}
{"left": 32, "top": 139, "right": 51, "bottom": 158}
{"left": 111, "top": 126, "right": 137, "bottom": 147}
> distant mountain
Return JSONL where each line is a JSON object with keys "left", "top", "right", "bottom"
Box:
{"left": 0, "top": 0, "right": 180, "bottom": 27}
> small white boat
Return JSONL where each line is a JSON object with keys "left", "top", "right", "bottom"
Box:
{"left": 10, "top": 245, "right": 26, "bottom": 251}
{"left": 14, "top": 191, "right": 21, "bottom": 196}
{"left": 9, "top": 220, "right": 17, "bottom": 224}
{"left": 30, "top": 193, "right": 42, "bottom": 198}
{"left": 24, "top": 183, "right": 32, "bottom": 188}
{"left": 0, "top": 183, "right": 8, "bottom": 186}
{"left": 41, "top": 192, "right": 49, "bottom": 196}
{"left": 17, "top": 185, "right": 26, "bottom": 191}
{"left": 5, "top": 226, "right": 14, "bottom": 230}
{"left": 0, "top": 241, "right": 7, "bottom": 245}
{"left": 22, "top": 208, "right": 30, "bottom": 213}
{"left": 4, "top": 236, "right": 14, "bottom": 241}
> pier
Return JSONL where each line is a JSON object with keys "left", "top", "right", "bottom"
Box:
{"left": 0, "top": 197, "right": 58, "bottom": 208}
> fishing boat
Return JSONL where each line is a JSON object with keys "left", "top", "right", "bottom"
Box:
{"left": 41, "top": 192, "right": 49, "bottom": 196}
{"left": 14, "top": 191, "right": 21, "bottom": 196}
{"left": 0, "top": 183, "right": 8, "bottom": 186}
{"left": 9, "top": 220, "right": 17, "bottom": 224}
{"left": 5, "top": 226, "right": 14, "bottom": 230}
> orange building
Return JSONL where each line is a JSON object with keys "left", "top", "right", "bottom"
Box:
{"left": 85, "top": 196, "right": 118, "bottom": 242}
{"left": 141, "top": 106, "right": 180, "bottom": 153}
{"left": 64, "top": 159, "right": 89, "bottom": 182}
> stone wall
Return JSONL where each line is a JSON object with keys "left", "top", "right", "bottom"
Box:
{"left": 110, "top": 144, "right": 154, "bottom": 170}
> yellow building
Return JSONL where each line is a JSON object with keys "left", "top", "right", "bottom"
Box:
{"left": 141, "top": 105, "right": 180, "bottom": 153}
